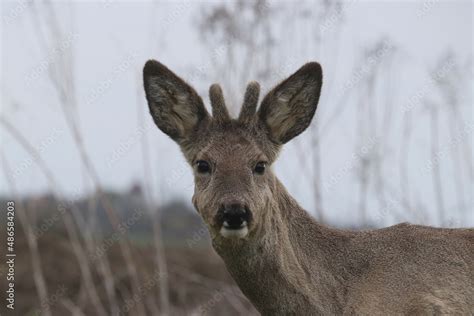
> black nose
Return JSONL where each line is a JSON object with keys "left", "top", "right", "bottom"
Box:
{"left": 217, "top": 203, "right": 252, "bottom": 229}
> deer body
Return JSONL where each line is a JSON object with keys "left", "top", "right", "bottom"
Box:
{"left": 215, "top": 179, "right": 473, "bottom": 315}
{"left": 143, "top": 61, "right": 474, "bottom": 315}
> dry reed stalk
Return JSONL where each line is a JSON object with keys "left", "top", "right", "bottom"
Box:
{"left": 1, "top": 155, "right": 52, "bottom": 316}
{"left": 136, "top": 79, "right": 170, "bottom": 315}
{"left": 30, "top": 3, "right": 147, "bottom": 313}
{"left": 0, "top": 118, "right": 108, "bottom": 315}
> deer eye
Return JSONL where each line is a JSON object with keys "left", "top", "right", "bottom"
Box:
{"left": 254, "top": 161, "right": 266, "bottom": 175}
{"left": 196, "top": 160, "right": 211, "bottom": 174}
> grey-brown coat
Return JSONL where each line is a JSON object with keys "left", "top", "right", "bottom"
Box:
{"left": 143, "top": 60, "right": 474, "bottom": 315}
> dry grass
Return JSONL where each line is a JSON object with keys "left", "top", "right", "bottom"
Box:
{"left": 0, "top": 210, "right": 257, "bottom": 315}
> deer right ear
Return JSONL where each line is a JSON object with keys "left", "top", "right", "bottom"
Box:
{"left": 143, "top": 60, "right": 209, "bottom": 142}
{"left": 258, "top": 62, "right": 323, "bottom": 144}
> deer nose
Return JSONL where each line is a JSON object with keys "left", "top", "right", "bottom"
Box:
{"left": 218, "top": 203, "right": 252, "bottom": 229}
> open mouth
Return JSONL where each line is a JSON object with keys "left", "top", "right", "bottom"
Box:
{"left": 220, "top": 220, "right": 249, "bottom": 238}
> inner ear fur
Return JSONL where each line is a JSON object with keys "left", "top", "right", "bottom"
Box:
{"left": 258, "top": 62, "right": 323, "bottom": 144}
{"left": 143, "top": 60, "right": 209, "bottom": 142}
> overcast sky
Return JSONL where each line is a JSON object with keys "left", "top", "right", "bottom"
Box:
{"left": 1, "top": 1, "right": 472, "bottom": 227}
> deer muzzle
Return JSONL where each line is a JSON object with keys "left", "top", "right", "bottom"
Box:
{"left": 215, "top": 203, "right": 252, "bottom": 239}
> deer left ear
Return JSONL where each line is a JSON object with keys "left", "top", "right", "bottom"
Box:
{"left": 258, "top": 62, "right": 323, "bottom": 144}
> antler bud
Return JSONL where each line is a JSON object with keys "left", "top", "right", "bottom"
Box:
{"left": 238, "top": 81, "right": 260, "bottom": 124}
{"left": 209, "top": 84, "right": 231, "bottom": 123}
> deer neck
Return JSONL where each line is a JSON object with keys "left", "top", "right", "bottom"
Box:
{"left": 212, "top": 177, "right": 350, "bottom": 315}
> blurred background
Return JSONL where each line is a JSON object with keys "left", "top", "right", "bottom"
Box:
{"left": 0, "top": 0, "right": 472, "bottom": 315}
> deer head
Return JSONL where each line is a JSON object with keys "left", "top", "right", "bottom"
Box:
{"left": 143, "top": 61, "right": 322, "bottom": 241}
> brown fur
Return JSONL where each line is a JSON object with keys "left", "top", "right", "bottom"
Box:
{"left": 143, "top": 60, "right": 474, "bottom": 315}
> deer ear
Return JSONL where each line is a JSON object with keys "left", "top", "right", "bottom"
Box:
{"left": 258, "top": 62, "right": 323, "bottom": 144}
{"left": 143, "top": 60, "right": 209, "bottom": 142}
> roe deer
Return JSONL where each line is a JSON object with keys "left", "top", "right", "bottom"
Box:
{"left": 143, "top": 60, "right": 473, "bottom": 315}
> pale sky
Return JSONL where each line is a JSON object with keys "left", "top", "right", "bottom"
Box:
{"left": 1, "top": 1, "right": 472, "bottom": 227}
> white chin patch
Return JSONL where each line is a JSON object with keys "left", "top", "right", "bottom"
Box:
{"left": 220, "top": 225, "right": 248, "bottom": 239}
